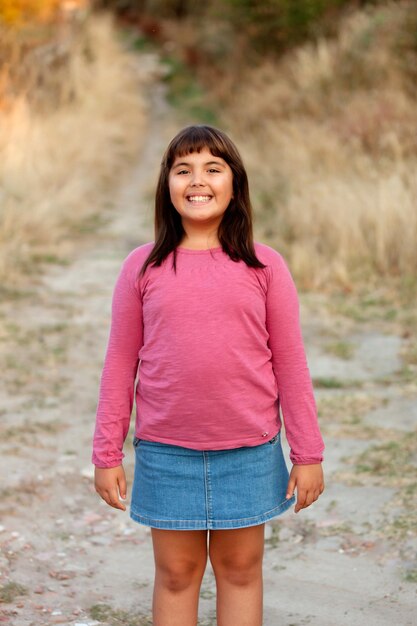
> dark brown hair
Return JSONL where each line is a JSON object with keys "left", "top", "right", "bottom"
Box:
{"left": 139, "top": 124, "right": 265, "bottom": 276}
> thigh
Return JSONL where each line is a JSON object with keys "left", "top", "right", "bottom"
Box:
{"left": 152, "top": 529, "right": 209, "bottom": 570}
{"left": 209, "top": 525, "right": 265, "bottom": 568}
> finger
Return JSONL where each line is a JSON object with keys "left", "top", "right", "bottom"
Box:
{"left": 110, "top": 498, "right": 126, "bottom": 511}
{"left": 286, "top": 477, "right": 296, "bottom": 500}
{"left": 298, "top": 488, "right": 323, "bottom": 512}
{"left": 109, "top": 491, "right": 126, "bottom": 511}
{"left": 118, "top": 473, "right": 127, "bottom": 500}
{"left": 104, "top": 488, "right": 126, "bottom": 511}
{"left": 295, "top": 488, "right": 307, "bottom": 513}
{"left": 303, "top": 492, "right": 316, "bottom": 510}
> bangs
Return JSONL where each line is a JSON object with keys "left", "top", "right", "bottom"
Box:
{"left": 165, "top": 125, "right": 237, "bottom": 169}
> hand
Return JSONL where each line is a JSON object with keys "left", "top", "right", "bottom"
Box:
{"left": 94, "top": 464, "right": 127, "bottom": 511}
{"left": 286, "top": 464, "right": 324, "bottom": 513}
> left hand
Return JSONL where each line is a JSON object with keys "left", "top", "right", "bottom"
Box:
{"left": 286, "top": 463, "right": 324, "bottom": 513}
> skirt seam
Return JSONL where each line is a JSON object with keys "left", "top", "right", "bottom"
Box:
{"left": 130, "top": 496, "right": 295, "bottom": 527}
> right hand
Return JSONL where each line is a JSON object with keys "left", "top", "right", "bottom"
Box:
{"left": 94, "top": 464, "right": 127, "bottom": 511}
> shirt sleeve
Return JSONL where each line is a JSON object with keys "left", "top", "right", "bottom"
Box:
{"left": 92, "top": 256, "right": 143, "bottom": 468}
{"left": 265, "top": 251, "right": 324, "bottom": 465}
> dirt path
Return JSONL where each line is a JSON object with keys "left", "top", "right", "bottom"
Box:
{"left": 1, "top": 68, "right": 416, "bottom": 626}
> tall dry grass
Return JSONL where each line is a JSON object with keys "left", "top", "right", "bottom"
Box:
{"left": 0, "top": 11, "right": 147, "bottom": 286}
{"left": 214, "top": 3, "right": 417, "bottom": 287}
{"left": 162, "top": 1, "right": 416, "bottom": 289}
{"left": 220, "top": 1, "right": 417, "bottom": 289}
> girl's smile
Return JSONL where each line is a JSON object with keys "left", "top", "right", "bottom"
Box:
{"left": 168, "top": 147, "right": 234, "bottom": 232}
{"left": 186, "top": 195, "right": 213, "bottom": 204}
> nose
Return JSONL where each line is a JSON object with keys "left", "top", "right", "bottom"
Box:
{"left": 190, "top": 170, "right": 204, "bottom": 186}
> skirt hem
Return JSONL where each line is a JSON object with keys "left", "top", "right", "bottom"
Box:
{"left": 129, "top": 495, "right": 295, "bottom": 530}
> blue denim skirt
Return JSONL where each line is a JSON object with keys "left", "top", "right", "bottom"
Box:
{"left": 129, "top": 431, "right": 295, "bottom": 530}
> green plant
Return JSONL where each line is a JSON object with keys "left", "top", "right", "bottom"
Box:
{"left": 89, "top": 603, "right": 152, "bottom": 626}
{"left": 0, "top": 581, "right": 28, "bottom": 603}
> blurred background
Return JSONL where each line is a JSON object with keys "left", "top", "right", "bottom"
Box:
{"left": 1, "top": 0, "right": 416, "bottom": 291}
{"left": 0, "top": 2, "right": 416, "bottom": 625}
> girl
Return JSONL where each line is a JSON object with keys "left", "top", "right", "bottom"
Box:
{"left": 92, "top": 125, "right": 325, "bottom": 626}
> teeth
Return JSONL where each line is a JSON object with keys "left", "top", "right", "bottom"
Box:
{"left": 188, "top": 196, "right": 211, "bottom": 202}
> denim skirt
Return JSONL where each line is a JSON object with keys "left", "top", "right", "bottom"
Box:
{"left": 129, "top": 431, "right": 295, "bottom": 530}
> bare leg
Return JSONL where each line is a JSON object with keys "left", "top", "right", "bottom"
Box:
{"left": 209, "top": 524, "right": 265, "bottom": 626}
{"left": 151, "top": 528, "right": 208, "bottom": 626}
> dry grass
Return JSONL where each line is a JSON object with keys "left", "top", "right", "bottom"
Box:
{"left": 0, "top": 12, "right": 147, "bottom": 285}
{"left": 240, "top": 119, "right": 417, "bottom": 289}
{"left": 190, "top": 0, "right": 417, "bottom": 289}
{"left": 229, "top": 3, "right": 417, "bottom": 288}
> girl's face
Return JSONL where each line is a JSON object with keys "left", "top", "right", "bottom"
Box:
{"left": 168, "top": 147, "right": 234, "bottom": 233}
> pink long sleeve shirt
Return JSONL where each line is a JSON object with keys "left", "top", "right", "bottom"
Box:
{"left": 92, "top": 242, "right": 324, "bottom": 468}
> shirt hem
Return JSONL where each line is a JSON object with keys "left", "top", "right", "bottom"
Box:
{"left": 133, "top": 429, "right": 281, "bottom": 451}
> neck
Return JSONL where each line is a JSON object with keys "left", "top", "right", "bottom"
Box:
{"left": 180, "top": 230, "right": 220, "bottom": 250}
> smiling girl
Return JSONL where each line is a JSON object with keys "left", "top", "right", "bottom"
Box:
{"left": 92, "top": 125, "right": 325, "bottom": 626}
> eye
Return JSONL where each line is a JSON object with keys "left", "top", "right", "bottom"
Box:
{"left": 208, "top": 168, "right": 220, "bottom": 173}
{"left": 176, "top": 169, "right": 190, "bottom": 175}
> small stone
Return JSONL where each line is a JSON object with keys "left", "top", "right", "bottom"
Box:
{"left": 90, "top": 535, "right": 112, "bottom": 546}
{"left": 49, "top": 570, "right": 77, "bottom": 580}
{"left": 35, "top": 552, "right": 54, "bottom": 561}
{"left": 82, "top": 512, "right": 103, "bottom": 525}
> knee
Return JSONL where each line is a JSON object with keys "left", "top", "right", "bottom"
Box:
{"left": 210, "top": 551, "right": 263, "bottom": 587}
{"left": 156, "top": 557, "right": 206, "bottom": 593}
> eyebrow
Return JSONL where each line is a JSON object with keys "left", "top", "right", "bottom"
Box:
{"left": 172, "top": 160, "right": 225, "bottom": 168}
